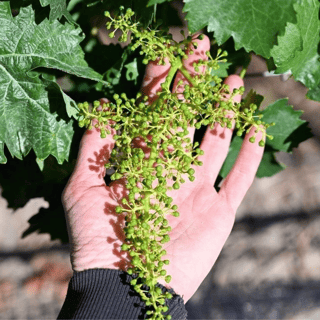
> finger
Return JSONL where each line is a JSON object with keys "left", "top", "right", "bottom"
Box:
{"left": 219, "top": 127, "right": 265, "bottom": 212}
{"left": 140, "top": 58, "right": 171, "bottom": 105}
{"left": 132, "top": 59, "right": 171, "bottom": 157}
{"left": 68, "top": 98, "right": 116, "bottom": 188}
{"left": 172, "top": 34, "right": 210, "bottom": 94}
{"left": 168, "top": 34, "right": 211, "bottom": 152}
{"left": 197, "top": 75, "right": 244, "bottom": 185}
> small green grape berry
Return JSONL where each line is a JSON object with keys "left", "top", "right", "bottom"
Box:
{"left": 172, "top": 211, "right": 179, "bottom": 217}
{"left": 172, "top": 205, "right": 178, "bottom": 210}
{"left": 160, "top": 270, "right": 167, "bottom": 276}
{"left": 249, "top": 137, "right": 255, "bottom": 143}
{"left": 166, "top": 316, "right": 172, "bottom": 320}
{"left": 259, "top": 140, "right": 265, "bottom": 147}
{"left": 115, "top": 206, "right": 122, "bottom": 213}
{"left": 161, "top": 306, "right": 169, "bottom": 313}
{"left": 109, "top": 31, "right": 115, "bottom": 38}
{"left": 160, "top": 250, "right": 167, "bottom": 256}
{"left": 130, "top": 279, "right": 137, "bottom": 285}
{"left": 100, "top": 129, "right": 106, "bottom": 138}
{"left": 164, "top": 260, "right": 169, "bottom": 265}
{"left": 166, "top": 292, "right": 172, "bottom": 299}
{"left": 165, "top": 275, "right": 172, "bottom": 283}
{"left": 161, "top": 235, "right": 170, "bottom": 244}
{"left": 149, "top": 254, "right": 155, "bottom": 261}
{"left": 173, "top": 182, "right": 180, "bottom": 189}
{"left": 121, "top": 243, "right": 129, "bottom": 251}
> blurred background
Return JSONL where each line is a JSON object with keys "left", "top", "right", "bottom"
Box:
{"left": 1, "top": 0, "right": 320, "bottom": 319}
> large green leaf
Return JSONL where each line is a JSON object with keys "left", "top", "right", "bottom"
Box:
{"left": 0, "top": 2, "right": 104, "bottom": 164}
{"left": 39, "top": 0, "right": 73, "bottom": 22}
{"left": 260, "top": 99, "right": 312, "bottom": 153}
{"left": 271, "top": 0, "right": 320, "bottom": 101}
{"left": 183, "top": 0, "right": 296, "bottom": 58}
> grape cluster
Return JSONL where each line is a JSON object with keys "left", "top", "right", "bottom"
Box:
{"left": 77, "top": 7, "right": 273, "bottom": 320}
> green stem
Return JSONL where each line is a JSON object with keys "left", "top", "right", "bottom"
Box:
{"left": 239, "top": 67, "right": 247, "bottom": 79}
{"left": 239, "top": 54, "right": 252, "bottom": 79}
{"left": 179, "top": 66, "right": 197, "bottom": 87}
{"left": 164, "top": 57, "right": 183, "bottom": 91}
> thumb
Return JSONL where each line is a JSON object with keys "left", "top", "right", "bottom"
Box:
{"left": 70, "top": 98, "right": 116, "bottom": 188}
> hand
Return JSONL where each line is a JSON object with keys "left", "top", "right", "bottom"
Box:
{"left": 62, "top": 34, "right": 264, "bottom": 303}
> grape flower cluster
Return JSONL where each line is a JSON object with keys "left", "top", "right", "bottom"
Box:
{"left": 77, "top": 7, "right": 274, "bottom": 320}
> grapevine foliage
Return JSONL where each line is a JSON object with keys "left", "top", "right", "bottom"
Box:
{"left": 0, "top": 1, "right": 104, "bottom": 164}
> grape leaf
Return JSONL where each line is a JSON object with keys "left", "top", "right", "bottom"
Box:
{"left": 147, "top": 0, "right": 172, "bottom": 5}
{"left": 0, "top": 142, "right": 6, "bottom": 164}
{"left": 125, "top": 58, "right": 139, "bottom": 84}
{"left": 271, "top": 0, "right": 320, "bottom": 102}
{"left": 260, "top": 99, "right": 312, "bottom": 153}
{"left": 256, "top": 149, "right": 285, "bottom": 178}
{"left": 39, "top": 0, "right": 73, "bottom": 23}
{"left": 241, "top": 89, "right": 264, "bottom": 112}
{"left": 0, "top": 3, "right": 105, "bottom": 164}
{"left": 183, "top": 0, "right": 296, "bottom": 58}
{"left": 270, "top": 23, "right": 303, "bottom": 67}
{"left": 211, "top": 61, "right": 231, "bottom": 78}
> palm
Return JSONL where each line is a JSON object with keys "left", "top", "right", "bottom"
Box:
{"left": 62, "top": 35, "right": 264, "bottom": 303}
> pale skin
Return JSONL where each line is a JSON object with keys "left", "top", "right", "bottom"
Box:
{"left": 62, "top": 35, "right": 264, "bottom": 304}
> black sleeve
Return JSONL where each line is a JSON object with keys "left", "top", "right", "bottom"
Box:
{"left": 57, "top": 268, "right": 188, "bottom": 320}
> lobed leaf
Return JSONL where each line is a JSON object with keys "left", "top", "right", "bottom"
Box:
{"left": 260, "top": 99, "right": 312, "bottom": 153}
{"left": 0, "top": 2, "right": 104, "bottom": 164}
{"left": 271, "top": 0, "right": 320, "bottom": 101}
{"left": 183, "top": 0, "right": 296, "bottom": 58}
{"left": 39, "top": 0, "right": 73, "bottom": 23}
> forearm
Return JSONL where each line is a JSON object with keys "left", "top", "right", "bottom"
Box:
{"left": 57, "top": 269, "right": 187, "bottom": 320}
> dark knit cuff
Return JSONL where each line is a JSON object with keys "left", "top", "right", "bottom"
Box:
{"left": 57, "top": 269, "right": 187, "bottom": 320}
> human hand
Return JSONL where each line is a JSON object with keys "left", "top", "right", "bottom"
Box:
{"left": 62, "top": 34, "right": 264, "bottom": 303}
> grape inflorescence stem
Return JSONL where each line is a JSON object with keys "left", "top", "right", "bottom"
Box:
{"left": 77, "top": 7, "right": 273, "bottom": 320}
